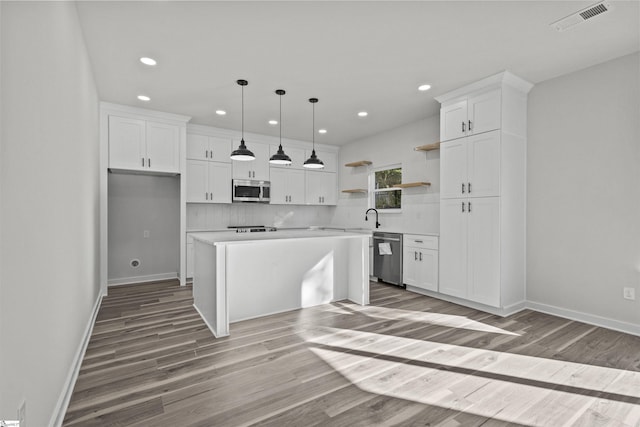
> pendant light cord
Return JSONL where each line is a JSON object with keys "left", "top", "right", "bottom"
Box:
{"left": 241, "top": 84, "right": 244, "bottom": 140}
{"left": 312, "top": 101, "right": 315, "bottom": 149}
{"left": 279, "top": 93, "right": 282, "bottom": 146}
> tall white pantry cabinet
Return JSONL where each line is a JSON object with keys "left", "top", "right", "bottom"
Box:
{"left": 436, "top": 71, "right": 533, "bottom": 315}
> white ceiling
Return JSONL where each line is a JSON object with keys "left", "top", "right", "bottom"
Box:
{"left": 76, "top": 1, "right": 640, "bottom": 146}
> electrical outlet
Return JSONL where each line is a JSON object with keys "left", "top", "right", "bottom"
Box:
{"left": 18, "top": 400, "right": 26, "bottom": 427}
{"left": 623, "top": 287, "right": 636, "bottom": 300}
{"left": 143, "top": 230, "right": 150, "bottom": 238}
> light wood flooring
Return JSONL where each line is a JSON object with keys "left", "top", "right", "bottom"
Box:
{"left": 63, "top": 279, "right": 640, "bottom": 426}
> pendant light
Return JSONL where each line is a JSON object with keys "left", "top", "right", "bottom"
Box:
{"left": 230, "top": 79, "right": 255, "bottom": 161}
{"left": 303, "top": 98, "right": 324, "bottom": 169}
{"left": 269, "top": 89, "right": 292, "bottom": 165}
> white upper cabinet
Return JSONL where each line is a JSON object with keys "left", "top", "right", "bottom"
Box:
{"left": 187, "top": 134, "right": 232, "bottom": 163}
{"left": 305, "top": 170, "right": 336, "bottom": 205}
{"left": 439, "top": 89, "right": 501, "bottom": 142}
{"left": 232, "top": 141, "right": 270, "bottom": 181}
{"left": 270, "top": 168, "right": 305, "bottom": 204}
{"left": 269, "top": 145, "right": 306, "bottom": 170}
{"left": 109, "top": 116, "right": 146, "bottom": 171}
{"left": 109, "top": 115, "right": 180, "bottom": 173}
{"left": 146, "top": 121, "right": 180, "bottom": 173}
{"left": 186, "top": 159, "right": 231, "bottom": 203}
{"left": 441, "top": 130, "right": 500, "bottom": 199}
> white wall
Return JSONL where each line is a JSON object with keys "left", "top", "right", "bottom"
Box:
{"left": 332, "top": 115, "right": 440, "bottom": 234}
{"left": 527, "top": 52, "right": 640, "bottom": 329}
{"left": 187, "top": 203, "right": 334, "bottom": 230}
{"left": 0, "top": 2, "right": 101, "bottom": 425}
{"left": 108, "top": 174, "right": 180, "bottom": 283}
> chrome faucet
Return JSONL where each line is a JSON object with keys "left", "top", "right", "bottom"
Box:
{"left": 365, "top": 208, "right": 381, "bottom": 229}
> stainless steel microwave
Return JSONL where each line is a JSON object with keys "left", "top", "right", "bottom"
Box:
{"left": 232, "top": 179, "right": 270, "bottom": 203}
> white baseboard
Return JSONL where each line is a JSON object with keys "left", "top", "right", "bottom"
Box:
{"left": 405, "top": 286, "right": 527, "bottom": 317}
{"left": 49, "top": 291, "right": 104, "bottom": 427}
{"left": 107, "top": 272, "right": 177, "bottom": 286}
{"left": 526, "top": 300, "right": 640, "bottom": 337}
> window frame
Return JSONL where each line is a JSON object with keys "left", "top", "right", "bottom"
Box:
{"left": 369, "top": 164, "right": 403, "bottom": 213}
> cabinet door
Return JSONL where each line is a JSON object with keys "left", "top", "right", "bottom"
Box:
{"left": 186, "top": 160, "right": 209, "bottom": 203}
{"left": 468, "top": 89, "right": 501, "bottom": 136}
{"left": 416, "top": 249, "right": 439, "bottom": 292}
{"left": 440, "top": 100, "right": 467, "bottom": 142}
{"left": 269, "top": 145, "right": 306, "bottom": 170}
{"left": 403, "top": 246, "right": 418, "bottom": 287}
{"left": 108, "top": 116, "right": 146, "bottom": 171}
{"left": 305, "top": 170, "right": 323, "bottom": 205}
{"left": 269, "top": 167, "right": 289, "bottom": 204}
{"left": 467, "top": 197, "right": 500, "bottom": 307}
{"left": 440, "top": 139, "right": 468, "bottom": 199}
{"left": 209, "top": 137, "right": 232, "bottom": 163}
{"left": 208, "top": 162, "right": 232, "bottom": 203}
{"left": 321, "top": 172, "right": 337, "bottom": 205}
{"left": 232, "top": 141, "right": 270, "bottom": 180}
{"left": 288, "top": 169, "right": 306, "bottom": 204}
{"left": 186, "top": 134, "right": 209, "bottom": 161}
{"left": 468, "top": 131, "right": 500, "bottom": 198}
{"left": 146, "top": 121, "right": 180, "bottom": 173}
{"left": 439, "top": 198, "right": 468, "bottom": 299}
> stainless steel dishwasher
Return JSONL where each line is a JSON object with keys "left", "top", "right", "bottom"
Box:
{"left": 373, "top": 232, "right": 403, "bottom": 287}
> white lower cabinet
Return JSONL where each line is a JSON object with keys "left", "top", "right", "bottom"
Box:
{"left": 186, "top": 159, "right": 231, "bottom": 203}
{"left": 270, "top": 168, "right": 305, "bottom": 204}
{"left": 439, "top": 197, "right": 500, "bottom": 307}
{"left": 403, "top": 234, "right": 439, "bottom": 292}
{"left": 305, "top": 171, "right": 336, "bottom": 205}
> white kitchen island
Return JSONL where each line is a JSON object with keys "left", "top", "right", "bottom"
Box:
{"left": 191, "top": 229, "right": 370, "bottom": 337}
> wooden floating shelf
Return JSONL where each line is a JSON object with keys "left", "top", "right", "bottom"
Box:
{"left": 414, "top": 142, "right": 440, "bottom": 152}
{"left": 344, "top": 160, "right": 372, "bottom": 167}
{"left": 393, "top": 182, "right": 431, "bottom": 188}
{"left": 341, "top": 189, "right": 368, "bottom": 193}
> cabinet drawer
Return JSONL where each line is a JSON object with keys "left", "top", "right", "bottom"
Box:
{"left": 404, "top": 234, "right": 438, "bottom": 250}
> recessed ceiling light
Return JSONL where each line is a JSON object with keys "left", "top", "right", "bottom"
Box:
{"left": 318, "top": 129, "right": 327, "bottom": 134}
{"left": 418, "top": 84, "right": 432, "bottom": 91}
{"left": 139, "top": 57, "right": 157, "bottom": 66}
{"left": 215, "top": 110, "right": 226, "bottom": 116}
{"left": 358, "top": 111, "right": 368, "bottom": 117}
{"left": 268, "top": 120, "right": 278, "bottom": 125}
{"left": 137, "top": 95, "right": 150, "bottom": 101}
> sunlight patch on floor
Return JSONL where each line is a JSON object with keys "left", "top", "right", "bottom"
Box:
{"left": 327, "top": 302, "right": 520, "bottom": 336}
{"left": 302, "top": 326, "right": 640, "bottom": 426}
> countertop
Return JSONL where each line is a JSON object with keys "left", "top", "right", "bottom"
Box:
{"left": 187, "top": 226, "right": 438, "bottom": 237}
{"left": 191, "top": 229, "right": 372, "bottom": 246}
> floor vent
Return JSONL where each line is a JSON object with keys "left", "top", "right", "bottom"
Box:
{"left": 551, "top": 1, "right": 612, "bottom": 32}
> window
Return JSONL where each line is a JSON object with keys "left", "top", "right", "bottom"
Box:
{"left": 370, "top": 166, "right": 402, "bottom": 211}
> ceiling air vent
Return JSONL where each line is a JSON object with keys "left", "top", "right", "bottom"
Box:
{"left": 550, "top": 1, "right": 612, "bottom": 32}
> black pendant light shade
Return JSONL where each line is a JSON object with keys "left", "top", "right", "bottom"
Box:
{"left": 304, "top": 98, "right": 324, "bottom": 169}
{"left": 269, "top": 89, "right": 292, "bottom": 165}
{"left": 230, "top": 79, "right": 255, "bottom": 161}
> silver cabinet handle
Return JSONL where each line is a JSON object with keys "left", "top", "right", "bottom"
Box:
{"left": 468, "top": 201, "right": 471, "bottom": 212}
{"left": 462, "top": 201, "right": 465, "bottom": 212}
{"left": 373, "top": 236, "right": 401, "bottom": 242}
{"left": 414, "top": 240, "right": 423, "bottom": 243}
{"left": 142, "top": 157, "right": 145, "bottom": 167}
{"left": 468, "top": 120, "right": 472, "bottom": 131}
{"left": 468, "top": 182, "right": 471, "bottom": 193}
{"left": 210, "top": 193, "right": 213, "bottom": 200}
{"left": 419, "top": 252, "right": 423, "bottom": 261}
{"left": 462, "top": 183, "right": 466, "bottom": 194}
{"left": 414, "top": 251, "right": 417, "bottom": 261}
{"left": 148, "top": 158, "right": 151, "bottom": 168}
{"left": 462, "top": 121, "right": 466, "bottom": 133}
{"left": 205, "top": 192, "right": 208, "bottom": 200}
